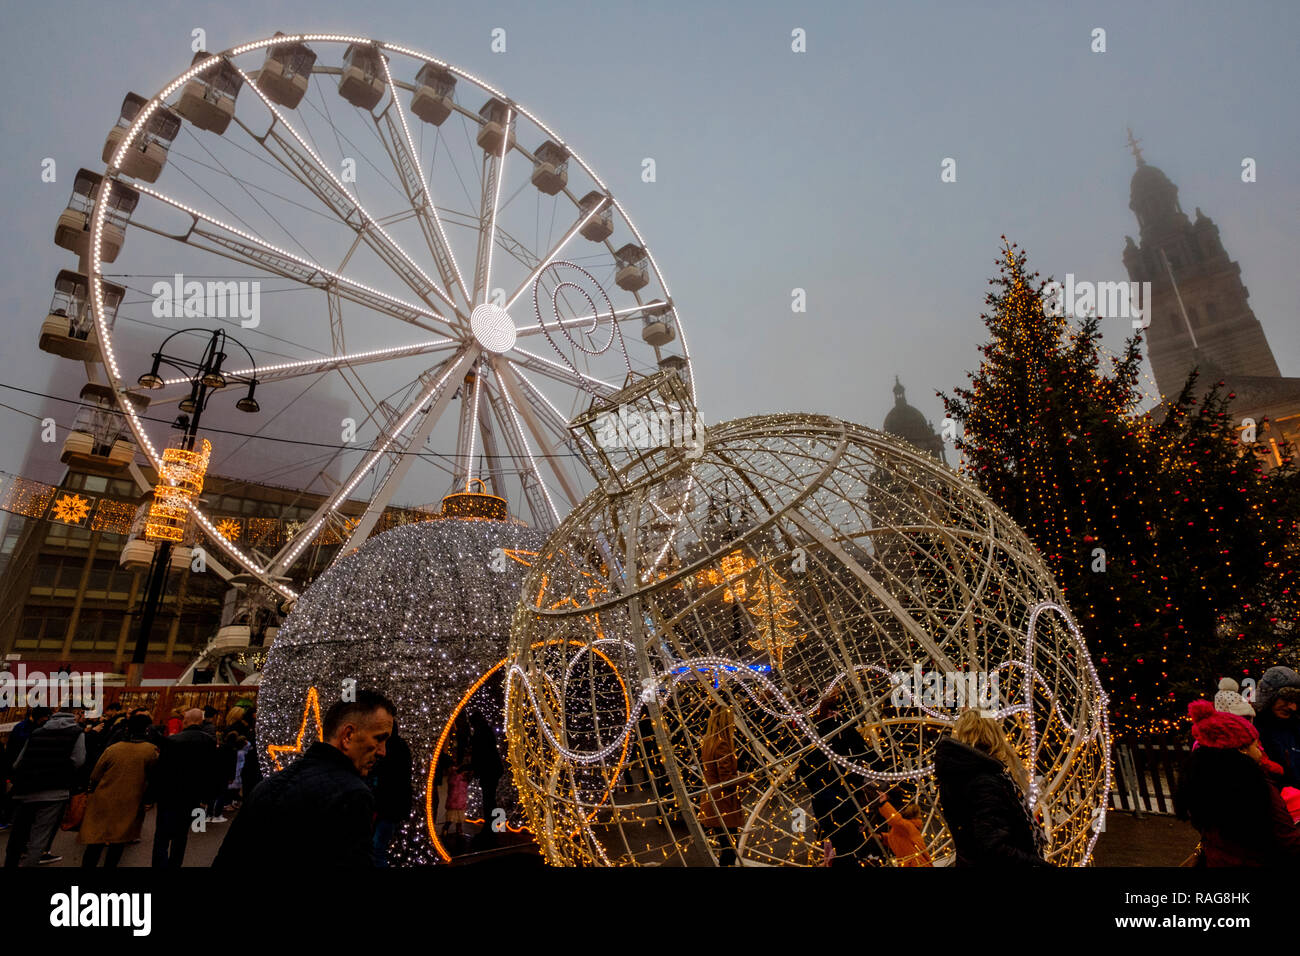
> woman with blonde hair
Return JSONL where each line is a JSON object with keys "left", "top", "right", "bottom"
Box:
{"left": 933, "top": 709, "right": 1047, "bottom": 867}
{"left": 699, "top": 705, "right": 745, "bottom": 865}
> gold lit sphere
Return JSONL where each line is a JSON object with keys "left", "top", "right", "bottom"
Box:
{"left": 505, "top": 413, "right": 1110, "bottom": 866}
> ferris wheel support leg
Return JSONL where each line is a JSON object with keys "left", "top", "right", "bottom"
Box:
{"left": 495, "top": 361, "right": 583, "bottom": 512}
{"left": 337, "top": 350, "right": 478, "bottom": 554}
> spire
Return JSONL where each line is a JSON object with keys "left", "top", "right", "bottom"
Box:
{"left": 1126, "top": 127, "right": 1145, "bottom": 167}
{"left": 893, "top": 375, "right": 905, "bottom": 405}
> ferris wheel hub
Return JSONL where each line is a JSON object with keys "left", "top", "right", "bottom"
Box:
{"left": 470, "top": 303, "right": 517, "bottom": 354}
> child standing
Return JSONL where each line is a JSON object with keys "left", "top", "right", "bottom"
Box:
{"left": 443, "top": 762, "right": 469, "bottom": 847}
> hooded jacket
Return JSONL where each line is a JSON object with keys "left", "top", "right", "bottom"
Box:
{"left": 933, "top": 736, "right": 1047, "bottom": 867}
{"left": 11, "top": 712, "right": 86, "bottom": 800}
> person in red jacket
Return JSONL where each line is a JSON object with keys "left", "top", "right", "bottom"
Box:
{"left": 1174, "top": 700, "right": 1300, "bottom": 866}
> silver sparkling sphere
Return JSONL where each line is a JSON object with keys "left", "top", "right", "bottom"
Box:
{"left": 259, "top": 503, "right": 547, "bottom": 864}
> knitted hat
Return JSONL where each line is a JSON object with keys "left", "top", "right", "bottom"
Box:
{"left": 1188, "top": 700, "right": 1259, "bottom": 750}
{"left": 1255, "top": 666, "right": 1300, "bottom": 712}
{"left": 1214, "top": 678, "right": 1256, "bottom": 718}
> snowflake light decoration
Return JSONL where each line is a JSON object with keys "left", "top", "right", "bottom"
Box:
{"left": 51, "top": 493, "right": 91, "bottom": 525}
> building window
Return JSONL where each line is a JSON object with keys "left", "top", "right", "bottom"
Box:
{"left": 33, "top": 560, "right": 58, "bottom": 588}
{"left": 85, "top": 568, "right": 111, "bottom": 595}
{"left": 39, "top": 615, "right": 69, "bottom": 650}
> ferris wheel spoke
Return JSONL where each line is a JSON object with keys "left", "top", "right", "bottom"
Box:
{"left": 512, "top": 366, "right": 596, "bottom": 453}
{"left": 475, "top": 384, "right": 508, "bottom": 498}
{"left": 374, "top": 54, "right": 471, "bottom": 313}
{"left": 163, "top": 336, "right": 460, "bottom": 385}
{"left": 326, "top": 286, "right": 346, "bottom": 352}
{"left": 337, "top": 356, "right": 475, "bottom": 553}
{"left": 228, "top": 66, "right": 462, "bottom": 322}
{"left": 472, "top": 108, "right": 512, "bottom": 305}
{"left": 440, "top": 209, "right": 541, "bottom": 275}
{"left": 457, "top": 354, "right": 485, "bottom": 490}
{"left": 503, "top": 199, "right": 609, "bottom": 311}
{"left": 125, "top": 181, "right": 456, "bottom": 337}
{"left": 514, "top": 303, "right": 656, "bottom": 340}
{"left": 495, "top": 359, "right": 582, "bottom": 512}
{"left": 265, "top": 346, "right": 475, "bottom": 576}
{"left": 484, "top": 364, "right": 559, "bottom": 531}
{"left": 509, "top": 346, "right": 619, "bottom": 398}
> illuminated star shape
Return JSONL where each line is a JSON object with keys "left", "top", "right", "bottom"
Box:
{"left": 266, "top": 686, "right": 324, "bottom": 771}
{"left": 215, "top": 517, "right": 242, "bottom": 542}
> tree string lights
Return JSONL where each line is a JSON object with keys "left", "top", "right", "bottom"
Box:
{"left": 942, "top": 241, "right": 1299, "bottom": 738}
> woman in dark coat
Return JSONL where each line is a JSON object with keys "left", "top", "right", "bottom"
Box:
{"left": 933, "top": 710, "right": 1047, "bottom": 867}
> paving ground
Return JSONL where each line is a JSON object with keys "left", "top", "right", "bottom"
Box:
{"left": 2, "top": 804, "right": 233, "bottom": 868}
{"left": 2, "top": 805, "right": 1199, "bottom": 867}
{"left": 1092, "top": 810, "right": 1200, "bottom": 867}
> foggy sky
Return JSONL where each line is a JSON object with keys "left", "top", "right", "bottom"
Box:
{"left": 1, "top": 0, "right": 1296, "bottom": 485}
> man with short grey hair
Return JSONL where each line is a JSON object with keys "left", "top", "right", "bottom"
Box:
{"left": 150, "top": 708, "right": 218, "bottom": 867}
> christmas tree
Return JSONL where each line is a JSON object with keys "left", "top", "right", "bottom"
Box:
{"left": 942, "top": 241, "right": 1299, "bottom": 736}
{"left": 744, "top": 560, "right": 805, "bottom": 667}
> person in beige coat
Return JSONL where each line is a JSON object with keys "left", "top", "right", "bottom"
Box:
{"left": 78, "top": 712, "right": 159, "bottom": 867}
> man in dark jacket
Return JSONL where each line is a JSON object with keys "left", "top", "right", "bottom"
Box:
{"left": 212, "top": 690, "right": 394, "bottom": 869}
{"left": 150, "top": 708, "right": 218, "bottom": 867}
{"left": 4, "top": 708, "right": 85, "bottom": 868}
{"left": 933, "top": 735, "right": 1047, "bottom": 867}
{"left": 0, "top": 709, "right": 35, "bottom": 828}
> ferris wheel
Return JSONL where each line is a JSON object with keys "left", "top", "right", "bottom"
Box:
{"left": 61, "top": 33, "right": 692, "bottom": 596}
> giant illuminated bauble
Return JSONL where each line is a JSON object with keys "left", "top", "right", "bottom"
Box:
{"left": 505, "top": 409, "right": 1110, "bottom": 866}
{"left": 258, "top": 496, "right": 547, "bottom": 865}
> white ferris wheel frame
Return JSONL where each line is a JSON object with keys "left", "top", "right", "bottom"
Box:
{"left": 86, "top": 32, "right": 696, "bottom": 601}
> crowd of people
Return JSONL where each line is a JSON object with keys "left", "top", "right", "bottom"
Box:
{"left": 2, "top": 664, "right": 1298, "bottom": 868}
{"left": 0, "top": 690, "right": 505, "bottom": 869}
{"left": 1, "top": 699, "right": 260, "bottom": 867}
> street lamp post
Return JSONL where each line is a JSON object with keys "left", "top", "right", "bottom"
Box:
{"left": 126, "top": 328, "right": 259, "bottom": 685}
